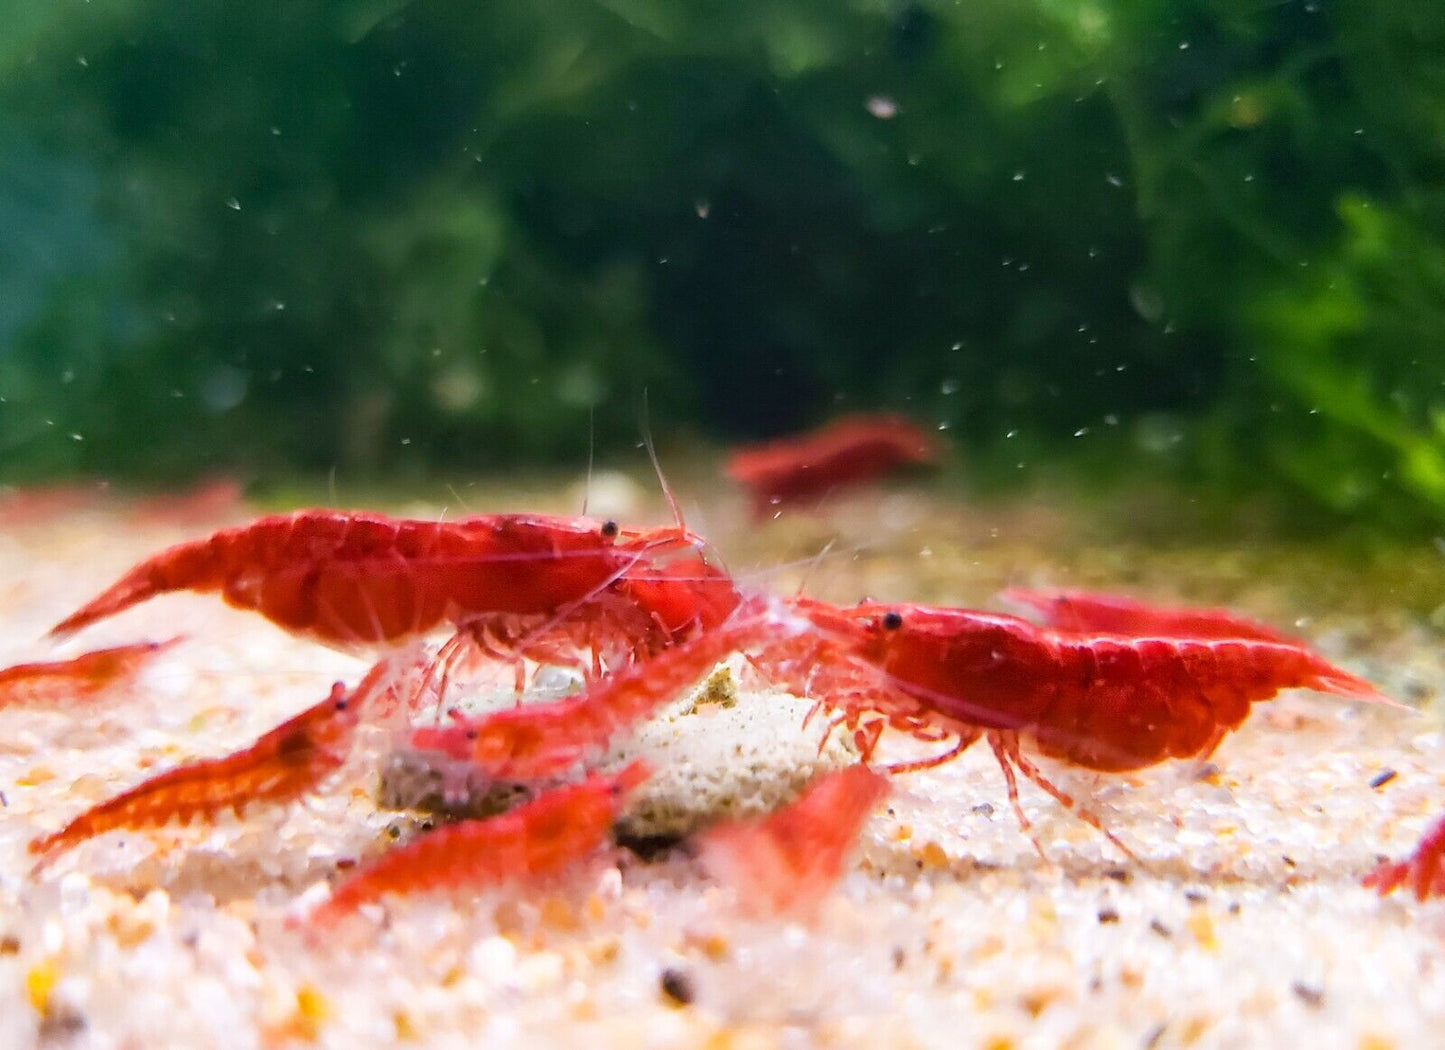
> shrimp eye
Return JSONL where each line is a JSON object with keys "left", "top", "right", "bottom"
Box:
{"left": 600, "top": 519, "right": 620, "bottom": 539}
{"left": 333, "top": 698, "right": 350, "bottom": 711}
{"left": 466, "top": 728, "right": 479, "bottom": 741}
{"left": 881, "top": 610, "right": 903, "bottom": 631}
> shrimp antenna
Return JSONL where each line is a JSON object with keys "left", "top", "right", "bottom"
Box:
{"left": 796, "top": 538, "right": 836, "bottom": 598}
{"left": 639, "top": 389, "right": 685, "bottom": 533}
{"left": 581, "top": 403, "right": 596, "bottom": 518}
{"left": 443, "top": 484, "right": 470, "bottom": 519}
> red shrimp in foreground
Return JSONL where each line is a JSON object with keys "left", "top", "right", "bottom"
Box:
{"left": 1003, "top": 587, "right": 1299, "bottom": 644}
{"left": 29, "top": 658, "right": 400, "bottom": 867}
{"left": 775, "top": 598, "right": 1392, "bottom": 858}
{"left": 309, "top": 761, "right": 649, "bottom": 926}
{"left": 49, "top": 510, "right": 703, "bottom": 647}
{"left": 0, "top": 638, "right": 179, "bottom": 709}
{"left": 699, "top": 764, "right": 890, "bottom": 917}
{"left": 1364, "top": 814, "right": 1445, "bottom": 901}
{"left": 411, "top": 599, "right": 787, "bottom": 782}
{"left": 725, "top": 414, "right": 938, "bottom": 516}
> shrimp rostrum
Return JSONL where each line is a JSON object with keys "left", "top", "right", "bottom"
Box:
{"left": 774, "top": 597, "right": 1393, "bottom": 859}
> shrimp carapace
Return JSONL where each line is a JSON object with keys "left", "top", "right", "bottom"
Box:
{"left": 28, "top": 658, "right": 398, "bottom": 866}
{"left": 0, "top": 638, "right": 180, "bottom": 709}
{"left": 699, "top": 764, "right": 890, "bottom": 917}
{"left": 725, "top": 414, "right": 939, "bottom": 516}
{"left": 309, "top": 761, "right": 650, "bottom": 926}
{"left": 1003, "top": 587, "right": 1300, "bottom": 645}
{"left": 768, "top": 597, "right": 1393, "bottom": 858}
{"left": 48, "top": 510, "right": 715, "bottom": 654}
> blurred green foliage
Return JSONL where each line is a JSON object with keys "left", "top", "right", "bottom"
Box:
{"left": 0, "top": 0, "right": 1442, "bottom": 527}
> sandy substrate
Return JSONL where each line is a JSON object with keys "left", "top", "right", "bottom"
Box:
{"left": 1, "top": 478, "right": 1442, "bottom": 1049}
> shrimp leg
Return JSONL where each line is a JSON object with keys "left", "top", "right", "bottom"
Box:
{"left": 1364, "top": 814, "right": 1445, "bottom": 901}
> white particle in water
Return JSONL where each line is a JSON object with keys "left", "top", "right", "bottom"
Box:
{"left": 225, "top": 198, "right": 241, "bottom": 211}
{"left": 866, "top": 96, "right": 898, "bottom": 119}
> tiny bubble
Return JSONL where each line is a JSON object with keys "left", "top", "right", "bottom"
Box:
{"left": 694, "top": 199, "right": 710, "bottom": 219}
{"left": 70, "top": 433, "right": 84, "bottom": 442}
{"left": 225, "top": 198, "right": 241, "bottom": 211}
{"left": 1073, "top": 427, "right": 1089, "bottom": 437}
{"left": 866, "top": 96, "right": 898, "bottom": 119}
{"left": 1012, "top": 171, "right": 1025, "bottom": 182}
{"left": 940, "top": 378, "right": 959, "bottom": 395}
{"left": 1106, "top": 174, "right": 1123, "bottom": 187}
{"left": 1179, "top": 41, "right": 1190, "bottom": 50}
{"left": 76, "top": 55, "right": 88, "bottom": 67}
{"left": 400, "top": 437, "right": 412, "bottom": 445}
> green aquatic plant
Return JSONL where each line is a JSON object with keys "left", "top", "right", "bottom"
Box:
{"left": 1244, "top": 196, "right": 1445, "bottom": 520}
{"left": 0, "top": 0, "right": 1441, "bottom": 530}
